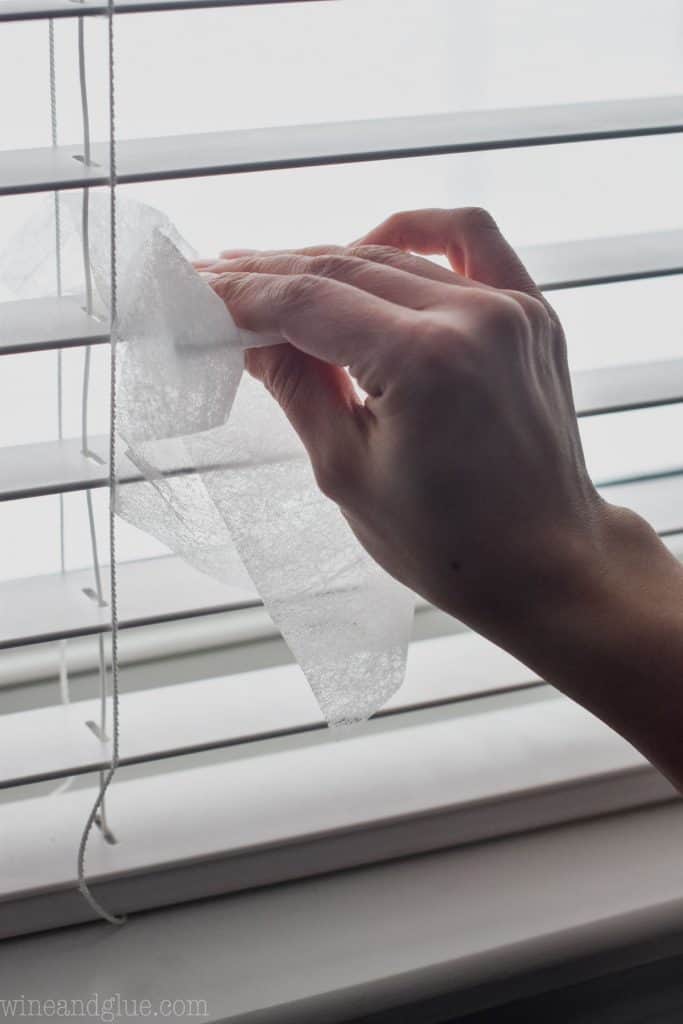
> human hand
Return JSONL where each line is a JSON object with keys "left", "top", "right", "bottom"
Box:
{"left": 200, "top": 207, "right": 683, "bottom": 789}
{"left": 202, "top": 208, "right": 606, "bottom": 645}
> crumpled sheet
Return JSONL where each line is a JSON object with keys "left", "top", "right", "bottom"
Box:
{"left": 1, "top": 196, "right": 414, "bottom": 725}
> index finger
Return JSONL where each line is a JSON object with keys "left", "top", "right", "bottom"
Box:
{"left": 360, "top": 207, "right": 545, "bottom": 300}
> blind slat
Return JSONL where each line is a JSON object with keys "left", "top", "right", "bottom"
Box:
{"left": 0, "top": 695, "right": 668, "bottom": 940}
{"left": 0, "top": 297, "right": 107, "bottom": 356}
{"left": 0, "top": 435, "right": 146, "bottom": 501}
{"left": 0, "top": 632, "right": 538, "bottom": 789}
{"left": 0, "top": 473, "right": 680, "bottom": 650}
{"left": 2, "top": 360, "right": 681, "bottom": 502}
{"left": 2, "top": 230, "right": 682, "bottom": 356}
{"left": 0, "top": 0, "right": 325, "bottom": 22}
{"left": 522, "top": 230, "right": 683, "bottom": 290}
{"left": 2, "top": 97, "right": 682, "bottom": 196}
{"left": 0, "top": 554, "right": 258, "bottom": 650}
{"left": 571, "top": 359, "right": 683, "bottom": 417}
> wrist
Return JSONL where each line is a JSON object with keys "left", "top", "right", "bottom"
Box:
{"left": 481, "top": 500, "right": 683, "bottom": 788}
{"left": 493, "top": 500, "right": 678, "bottom": 678}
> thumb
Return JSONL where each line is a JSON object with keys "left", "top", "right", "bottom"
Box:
{"left": 244, "top": 343, "right": 364, "bottom": 502}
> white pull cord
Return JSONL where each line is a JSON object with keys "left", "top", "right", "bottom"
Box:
{"left": 74, "top": 0, "right": 125, "bottom": 925}
{"left": 73, "top": 0, "right": 111, "bottom": 837}
{"left": 49, "top": 17, "right": 72, "bottom": 733}
{"left": 74, "top": 9, "right": 113, "bottom": 837}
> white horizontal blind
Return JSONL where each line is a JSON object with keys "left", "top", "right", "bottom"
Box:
{"left": 0, "top": 0, "right": 682, "bottom": 930}
{"left": 0, "top": 0, "right": 330, "bottom": 19}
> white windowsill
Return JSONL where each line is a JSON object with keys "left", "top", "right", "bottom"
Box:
{"left": 3, "top": 538, "right": 682, "bottom": 1013}
{"left": 2, "top": 607, "right": 682, "bottom": 1017}
{"left": 3, "top": 800, "right": 683, "bottom": 1022}
{"left": 1, "top": 683, "right": 677, "bottom": 939}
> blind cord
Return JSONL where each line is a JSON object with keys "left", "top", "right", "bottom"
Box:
{"left": 49, "top": 17, "right": 72, "bottom": 748}
{"left": 76, "top": 13, "right": 91, "bottom": 167}
{"left": 78, "top": 0, "right": 95, "bottom": 452}
{"left": 73, "top": 3, "right": 112, "bottom": 833}
{"left": 76, "top": 0, "right": 125, "bottom": 926}
{"left": 48, "top": 20, "right": 63, "bottom": 303}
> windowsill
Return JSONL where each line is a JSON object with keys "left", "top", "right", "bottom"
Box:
{"left": 2, "top": 596, "right": 682, "bottom": 1017}
{"left": 3, "top": 801, "right": 683, "bottom": 1022}
{"left": 2, "top": 679, "right": 677, "bottom": 938}
{"left": 3, "top": 541, "right": 683, "bottom": 1012}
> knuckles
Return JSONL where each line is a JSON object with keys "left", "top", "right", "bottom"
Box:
{"left": 215, "top": 268, "right": 327, "bottom": 312}
{"left": 306, "top": 253, "right": 364, "bottom": 281}
{"left": 375, "top": 211, "right": 411, "bottom": 246}
{"left": 451, "top": 206, "right": 498, "bottom": 236}
{"left": 397, "top": 318, "right": 465, "bottom": 396}
{"left": 504, "top": 290, "right": 552, "bottom": 333}
{"left": 305, "top": 254, "right": 346, "bottom": 277}
{"left": 270, "top": 272, "right": 322, "bottom": 310}
{"left": 210, "top": 271, "right": 259, "bottom": 312}
{"left": 467, "top": 292, "right": 528, "bottom": 340}
{"left": 346, "top": 243, "right": 403, "bottom": 265}
{"left": 250, "top": 254, "right": 309, "bottom": 276}
{"left": 378, "top": 204, "right": 499, "bottom": 240}
{"left": 396, "top": 286, "right": 556, "bottom": 400}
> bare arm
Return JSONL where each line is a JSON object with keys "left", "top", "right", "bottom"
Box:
{"left": 201, "top": 207, "right": 683, "bottom": 790}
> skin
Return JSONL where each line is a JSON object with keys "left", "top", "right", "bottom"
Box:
{"left": 196, "top": 207, "right": 683, "bottom": 791}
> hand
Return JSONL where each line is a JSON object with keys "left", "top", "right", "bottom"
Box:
{"left": 204, "top": 207, "right": 683, "bottom": 789}
{"left": 203, "top": 208, "right": 603, "bottom": 638}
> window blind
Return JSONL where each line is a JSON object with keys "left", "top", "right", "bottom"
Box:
{"left": 0, "top": 0, "right": 682, "bottom": 935}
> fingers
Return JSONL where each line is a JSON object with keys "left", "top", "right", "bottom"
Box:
{"left": 197, "top": 243, "right": 469, "bottom": 290}
{"left": 219, "top": 248, "right": 259, "bottom": 259}
{"left": 222, "top": 244, "right": 344, "bottom": 260}
{"left": 245, "top": 343, "right": 365, "bottom": 500}
{"left": 201, "top": 251, "right": 458, "bottom": 310}
{"left": 359, "top": 207, "right": 544, "bottom": 299}
{"left": 210, "top": 271, "right": 415, "bottom": 394}
{"left": 347, "top": 244, "right": 472, "bottom": 289}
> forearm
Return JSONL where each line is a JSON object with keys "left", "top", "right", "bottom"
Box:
{"left": 480, "top": 505, "right": 683, "bottom": 790}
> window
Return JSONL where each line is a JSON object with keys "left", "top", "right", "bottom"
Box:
{"left": 0, "top": 0, "right": 681, "bottom": 939}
